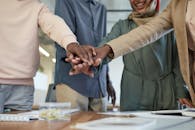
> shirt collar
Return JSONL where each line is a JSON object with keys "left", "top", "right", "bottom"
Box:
{"left": 84, "top": 0, "right": 97, "bottom": 5}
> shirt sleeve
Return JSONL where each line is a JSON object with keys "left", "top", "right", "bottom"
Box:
{"left": 98, "top": 21, "right": 124, "bottom": 67}
{"left": 106, "top": 0, "right": 173, "bottom": 59}
{"left": 38, "top": 4, "right": 78, "bottom": 50}
{"left": 100, "top": 20, "right": 123, "bottom": 46}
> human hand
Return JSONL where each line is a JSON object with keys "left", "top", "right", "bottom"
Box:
{"left": 66, "top": 44, "right": 96, "bottom": 77}
{"left": 93, "top": 45, "right": 113, "bottom": 66}
{"left": 178, "top": 98, "right": 194, "bottom": 108}
{"left": 70, "top": 44, "right": 113, "bottom": 67}
{"left": 69, "top": 59, "right": 95, "bottom": 77}
{"left": 66, "top": 44, "right": 113, "bottom": 76}
{"left": 107, "top": 82, "right": 116, "bottom": 106}
{"left": 66, "top": 43, "right": 96, "bottom": 65}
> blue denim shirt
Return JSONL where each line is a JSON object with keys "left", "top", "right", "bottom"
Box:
{"left": 54, "top": 0, "right": 108, "bottom": 98}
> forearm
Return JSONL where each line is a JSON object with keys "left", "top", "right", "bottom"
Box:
{"left": 106, "top": 4, "right": 173, "bottom": 59}
{"left": 38, "top": 5, "right": 78, "bottom": 50}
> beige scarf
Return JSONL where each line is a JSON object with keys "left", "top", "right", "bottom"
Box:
{"left": 128, "top": 0, "right": 158, "bottom": 26}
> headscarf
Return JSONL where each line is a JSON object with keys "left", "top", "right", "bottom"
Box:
{"left": 129, "top": 0, "right": 160, "bottom": 25}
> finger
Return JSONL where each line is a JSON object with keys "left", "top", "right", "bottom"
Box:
{"left": 84, "top": 46, "right": 93, "bottom": 65}
{"left": 69, "top": 68, "right": 81, "bottom": 76}
{"left": 86, "top": 45, "right": 96, "bottom": 56}
{"left": 77, "top": 63, "right": 94, "bottom": 77}
{"left": 182, "top": 99, "right": 194, "bottom": 107}
{"left": 81, "top": 63, "right": 94, "bottom": 77}
{"left": 81, "top": 47, "right": 92, "bottom": 65}
{"left": 92, "top": 47, "right": 96, "bottom": 56}
{"left": 94, "top": 58, "right": 102, "bottom": 67}
{"left": 178, "top": 99, "right": 185, "bottom": 104}
{"left": 74, "top": 64, "right": 84, "bottom": 71}
{"left": 65, "top": 53, "right": 74, "bottom": 62}
{"left": 75, "top": 48, "right": 89, "bottom": 64}
{"left": 75, "top": 57, "right": 81, "bottom": 61}
{"left": 65, "top": 57, "right": 71, "bottom": 62}
{"left": 71, "top": 58, "right": 82, "bottom": 64}
{"left": 66, "top": 51, "right": 73, "bottom": 58}
{"left": 81, "top": 62, "right": 88, "bottom": 68}
{"left": 75, "top": 62, "right": 88, "bottom": 71}
{"left": 83, "top": 47, "right": 93, "bottom": 65}
{"left": 111, "top": 94, "right": 116, "bottom": 106}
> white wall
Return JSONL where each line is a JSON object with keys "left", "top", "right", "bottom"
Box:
{"left": 33, "top": 72, "right": 48, "bottom": 105}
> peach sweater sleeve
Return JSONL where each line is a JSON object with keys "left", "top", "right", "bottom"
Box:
{"left": 38, "top": 5, "right": 78, "bottom": 50}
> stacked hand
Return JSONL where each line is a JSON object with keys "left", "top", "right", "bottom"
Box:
{"left": 66, "top": 43, "right": 113, "bottom": 77}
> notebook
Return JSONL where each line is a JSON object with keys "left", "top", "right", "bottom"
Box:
{"left": 0, "top": 114, "right": 39, "bottom": 122}
{"left": 151, "top": 108, "right": 195, "bottom": 117}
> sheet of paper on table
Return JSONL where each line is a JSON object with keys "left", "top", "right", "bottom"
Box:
{"left": 99, "top": 109, "right": 195, "bottom": 119}
{"left": 151, "top": 108, "right": 195, "bottom": 117}
{"left": 98, "top": 111, "right": 193, "bottom": 130}
{"left": 0, "top": 108, "right": 80, "bottom": 122}
{"left": 74, "top": 117, "right": 156, "bottom": 130}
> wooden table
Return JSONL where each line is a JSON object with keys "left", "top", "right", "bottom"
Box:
{"left": 0, "top": 111, "right": 194, "bottom": 130}
{"left": 0, "top": 112, "right": 116, "bottom": 130}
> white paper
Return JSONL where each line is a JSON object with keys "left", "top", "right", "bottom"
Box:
{"left": 74, "top": 117, "right": 156, "bottom": 130}
{"left": 19, "top": 108, "right": 80, "bottom": 115}
{"left": 99, "top": 111, "right": 192, "bottom": 119}
{"left": 17, "top": 108, "right": 80, "bottom": 120}
{"left": 151, "top": 109, "right": 195, "bottom": 118}
{"left": 97, "top": 111, "right": 193, "bottom": 130}
{"left": 182, "top": 108, "right": 195, "bottom": 117}
{"left": 0, "top": 114, "right": 38, "bottom": 122}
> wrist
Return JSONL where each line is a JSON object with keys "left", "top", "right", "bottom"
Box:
{"left": 67, "top": 42, "right": 79, "bottom": 51}
{"left": 102, "top": 45, "right": 114, "bottom": 58}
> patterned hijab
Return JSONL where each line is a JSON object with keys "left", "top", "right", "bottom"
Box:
{"left": 129, "top": 0, "right": 160, "bottom": 25}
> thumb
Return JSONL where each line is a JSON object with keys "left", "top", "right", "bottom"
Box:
{"left": 65, "top": 52, "right": 74, "bottom": 62}
{"left": 93, "top": 58, "right": 102, "bottom": 67}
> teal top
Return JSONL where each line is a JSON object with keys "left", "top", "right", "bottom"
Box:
{"left": 100, "top": 19, "right": 189, "bottom": 111}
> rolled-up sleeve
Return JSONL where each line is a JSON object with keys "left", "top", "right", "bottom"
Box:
{"left": 38, "top": 5, "right": 78, "bottom": 50}
{"left": 106, "top": 1, "right": 173, "bottom": 59}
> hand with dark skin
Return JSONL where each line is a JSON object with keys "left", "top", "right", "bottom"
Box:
{"left": 107, "top": 73, "right": 116, "bottom": 107}
{"left": 66, "top": 44, "right": 98, "bottom": 77}
{"left": 66, "top": 43, "right": 96, "bottom": 66}
{"left": 67, "top": 45, "right": 113, "bottom": 76}
{"left": 67, "top": 55, "right": 95, "bottom": 77}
